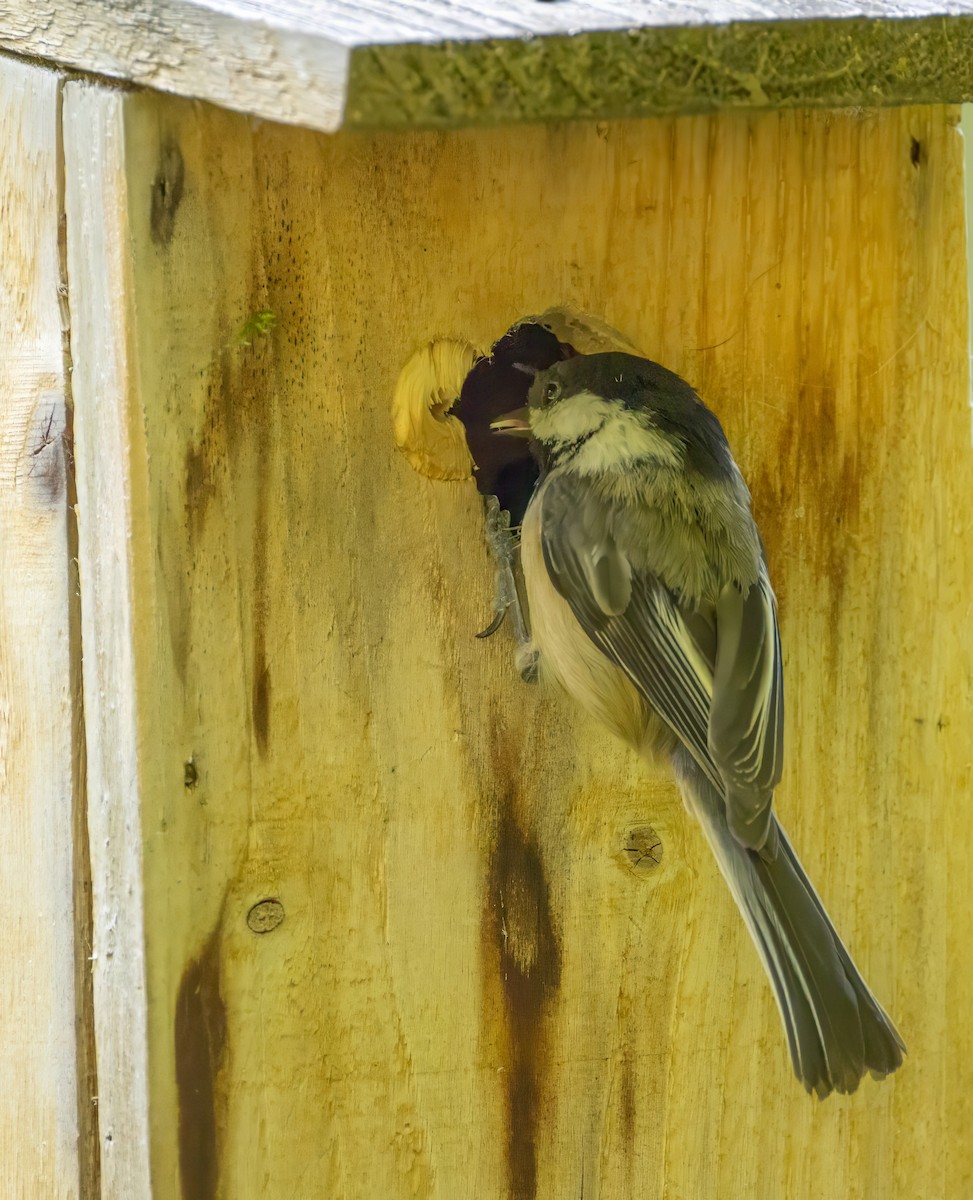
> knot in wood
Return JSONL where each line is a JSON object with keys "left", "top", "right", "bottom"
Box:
{"left": 183, "top": 757, "right": 198, "bottom": 789}
{"left": 622, "top": 825, "right": 663, "bottom": 874}
{"left": 150, "top": 142, "right": 185, "bottom": 246}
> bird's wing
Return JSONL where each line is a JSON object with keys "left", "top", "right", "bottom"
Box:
{"left": 708, "top": 567, "right": 784, "bottom": 848}
{"left": 540, "top": 472, "right": 721, "bottom": 792}
{"left": 540, "top": 471, "right": 783, "bottom": 851}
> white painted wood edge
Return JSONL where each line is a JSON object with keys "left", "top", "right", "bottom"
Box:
{"left": 63, "top": 80, "right": 154, "bottom": 1198}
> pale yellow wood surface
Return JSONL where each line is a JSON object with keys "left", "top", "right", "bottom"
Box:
{"left": 64, "top": 89, "right": 973, "bottom": 1199}
{"left": 0, "top": 59, "right": 83, "bottom": 1200}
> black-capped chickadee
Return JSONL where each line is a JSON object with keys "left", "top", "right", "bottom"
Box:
{"left": 493, "top": 350, "right": 905, "bottom": 1098}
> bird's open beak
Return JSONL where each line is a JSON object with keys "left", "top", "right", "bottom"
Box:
{"left": 490, "top": 406, "right": 532, "bottom": 438}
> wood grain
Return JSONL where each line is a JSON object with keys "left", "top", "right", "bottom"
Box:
{"left": 7, "top": 2, "right": 973, "bottom": 131}
{"left": 62, "top": 85, "right": 154, "bottom": 1199}
{"left": 64, "top": 90, "right": 972, "bottom": 1199}
{"left": 0, "top": 58, "right": 83, "bottom": 1200}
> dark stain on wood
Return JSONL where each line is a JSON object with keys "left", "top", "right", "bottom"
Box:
{"left": 249, "top": 358, "right": 271, "bottom": 752}
{"left": 175, "top": 915, "right": 227, "bottom": 1200}
{"left": 751, "top": 381, "right": 859, "bottom": 647}
{"left": 251, "top": 637, "right": 271, "bottom": 754}
{"left": 797, "top": 384, "right": 859, "bottom": 633}
{"left": 157, "top": 528, "right": 191, "bottom": 688}
{"left": 909, "top": 120, "right": 936, "bottom": 229}
{"left": 169, "top": 353, "right": 234, "bottom": 685}
{"left": 249, "top": 348, "right": 272, "bottom": 755}
{"left": 184, "top": 442, "right": 215, "bottom": 533}
{"left": 485, "top": 796, "right": 562, "bottom": 1200}
{"left": 151, "top": 142, "right": 186, "bottom": 246}
{"left": 183, "top": 352, "right": 232, "bottom": 542}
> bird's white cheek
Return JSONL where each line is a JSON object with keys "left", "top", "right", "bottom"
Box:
{"left": 529, "top": 391, "right": 614, "bottom": 442}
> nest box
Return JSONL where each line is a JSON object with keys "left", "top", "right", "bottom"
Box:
{"left": 2, "top": 4, "right": 973, "bottom": 1198}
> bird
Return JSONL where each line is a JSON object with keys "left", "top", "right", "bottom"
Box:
{"left": 492, "top": 348, "right": 905, "bottom": 1098}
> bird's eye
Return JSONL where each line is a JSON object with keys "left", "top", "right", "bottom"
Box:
{"left": 545, "top": 381, "right": 561, "bottom": 403}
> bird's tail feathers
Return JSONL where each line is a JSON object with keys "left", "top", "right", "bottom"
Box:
{"left": 672, "top": 749, "right": 905, "bottom": 1098}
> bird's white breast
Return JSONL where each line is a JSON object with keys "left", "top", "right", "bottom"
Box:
{"left": 520, "top": 479, "right": 650, "bottom": 751}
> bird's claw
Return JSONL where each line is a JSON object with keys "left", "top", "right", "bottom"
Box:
{"left": 475, "top": 605, "right": 508, "bottom": 639}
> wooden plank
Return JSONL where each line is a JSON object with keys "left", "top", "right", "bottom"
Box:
{"left": 62, "top": 84, "right": 153, "bottom": 1199}
{"left": 0, "top": 58, "right": 85, "bottom": 1200}
{"left": 64, "top": 84, "right": 973, "bottom": 1198}
{"left": 7, "top": 2, "right": 973, "bottom": 131}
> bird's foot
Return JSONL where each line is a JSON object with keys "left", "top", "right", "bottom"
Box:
{"left": 475, "top": 496, "right": 536, "bottom": 682}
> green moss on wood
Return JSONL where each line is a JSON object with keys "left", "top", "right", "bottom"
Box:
{"left": 345, "top": 15, "right": 973, "bottom": 130}
{"left": 236, "top": 309, "right": 277, "bottom": 345}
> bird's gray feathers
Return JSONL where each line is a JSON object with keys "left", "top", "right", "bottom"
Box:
{"left": 539, "top": 468, "right": 782, "bottom": 852}
{"left": 672, "top": 748, "right": 905, "bottom": 1097}
{"left": 588, "top": 541, "right": 632, "bottom": 617}
{"left": 710, "top": 576, "right": 784, "bottom": 849}
{"left": 520, "top": 350, "right": 904, "bottom": 1094}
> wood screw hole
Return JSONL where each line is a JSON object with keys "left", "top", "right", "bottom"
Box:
{"left": 247, "top": 899, "right": 285, "bottom": 934}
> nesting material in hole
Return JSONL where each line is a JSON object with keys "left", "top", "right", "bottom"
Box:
{"left": 392, "top": 337, "right": 484, "bottom": 480}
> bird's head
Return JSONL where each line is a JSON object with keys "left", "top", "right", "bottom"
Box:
{"left": 520, "top": 352, "right": 701, "bottom": 477}
{"left": 492, "top": 351, "right": 733, "bottom": 480}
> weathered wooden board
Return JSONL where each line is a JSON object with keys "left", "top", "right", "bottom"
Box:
{"left": 62, "top": 87, "right": 154, "bottom": 1200}
{"left": 64, "top": 85, "right": 973, "bottom": 1199}
{"left": 0, "top": 59, "right": 88, "bottom": 1200}
{"left": 8, "top": 1, "right": 973, "bottom": 131}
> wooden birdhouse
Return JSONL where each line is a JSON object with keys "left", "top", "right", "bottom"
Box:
{"left": 3, "top": 4, "right": 973, "bottom": 1197}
